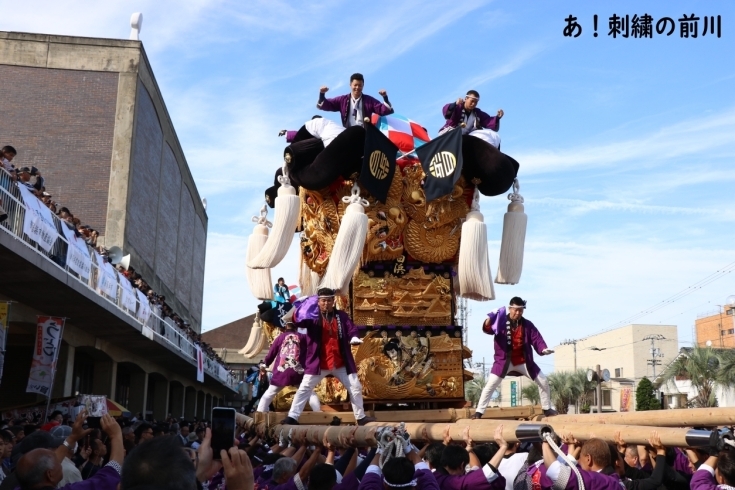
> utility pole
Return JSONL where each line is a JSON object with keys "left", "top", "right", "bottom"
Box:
{"left": 561, "top": 339, "right": 578, "bottom": 371}
{"left": 456, "top": 297, "right": 470, "bottom": 360}
{"left": 596, "top": 365, "right": 602, "bottom": 414}
{"left": 644, "top": 334, "right": 666, "bottom": 379}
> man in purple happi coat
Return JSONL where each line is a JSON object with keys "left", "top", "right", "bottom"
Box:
{"left": 542, "top": 438, "right": 625, "bottom": 490}
{"left": 317, "top": 73, "right": 394, "bottom": 128}
{"left": 439, "top": 90, "right": 503, "bottom": 134}
{"left": 432, "top": 425, "right": 509, "bottom": 490}
{"left": 358, "top": 445, "right": 439, "bottom": 490}
{"left": 473, "top": 297, "right": 556, "bottom": 419}
{"left": 282, "top": 288, "right": 376, "bottom": 426}
{"left": 690, "top": 434, "right": 735, "bottom": 490}
{"left": 256, "top": 309, "right": 321, "bottom": 413}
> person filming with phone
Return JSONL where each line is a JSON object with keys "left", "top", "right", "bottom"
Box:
{"left": 14, "top": 410, "right": 124, "bottom": 490}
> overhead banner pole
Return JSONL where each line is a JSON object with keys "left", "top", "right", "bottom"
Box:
{"left": 25, "top": 316, "right": 68, "bottom": 422}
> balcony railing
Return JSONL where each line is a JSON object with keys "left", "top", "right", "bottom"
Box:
{"left": 0, "top": 167, "right": 235, "bottom": 390}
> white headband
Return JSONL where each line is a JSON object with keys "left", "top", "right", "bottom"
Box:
{"left": 383, "top": 478, "right": 417, "bottom": 488}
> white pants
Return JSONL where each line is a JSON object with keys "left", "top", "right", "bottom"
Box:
{"left": 469, "top": 129, "right": 501, "bottom": 149}
{"left": 476, "top": 363, "right": 551, "bottom": 413}
{"left": 288, "top": 367, "right": 365, "bottom": 420}
{"left": 256, "top": 385, "right": 321, "bottom": 413}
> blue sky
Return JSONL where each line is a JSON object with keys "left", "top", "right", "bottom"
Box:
{"left": 3, "top": 0, "right": 734, "bottom": 375}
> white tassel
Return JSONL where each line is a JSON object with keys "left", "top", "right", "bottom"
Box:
{"left": 246, "top": 206, "right": 273, "bottom": 300}
{"left": 299, "top": 257, "right": 320, "bottom": 297}
{"left": 239, "top": 313, "right": 264, "bottom": 356}
{"left": 248, "top": 165, "right": 301, "bottom": 269}
{"left": 320, "top": 183, "right": 369, "bottom": 294}
{"left": 458, "top": 188, "right": 495, "bottom": 301}
{"left": 495, "top": 179, "right": 527, "bottom": 285}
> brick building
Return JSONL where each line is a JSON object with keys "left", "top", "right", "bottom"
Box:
{"left": 0, "top": 31, "right": 232, "bottom": 418}
{"left": 695, "top": 304, "right": 735, "bottom": 348}
{"left": 0, "top": 30, "right": 206, "bottom": 331}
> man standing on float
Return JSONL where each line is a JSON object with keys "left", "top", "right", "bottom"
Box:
{"left": 282, "top": 288, "right": 376, "bottom": 426}
{"left": 317, "top": 73, "right": 394, "bottom": 128}
{"left": 473, "top": 297, "right": 557, "bottom": 418}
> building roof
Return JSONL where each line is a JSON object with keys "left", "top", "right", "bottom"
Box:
{"left": 202, "top": 314, "right": 257, "bottom": 349}
{"left": 201, "top": 313, "right": 266, "bottom": 366}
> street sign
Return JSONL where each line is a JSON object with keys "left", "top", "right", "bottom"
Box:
{"left": 510, "top": 380, "right": 517, "bottom": 407}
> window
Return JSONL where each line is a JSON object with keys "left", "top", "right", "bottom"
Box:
{"left": 724, "top": 329, "right": 735, "bottom": 335}
{"left": 615, "top": 368, "right": 623, "bottom": 378}
{"left": 593, "top": 389, "right": 613, "bottom": 407}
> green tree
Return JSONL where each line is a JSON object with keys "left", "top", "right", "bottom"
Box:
{"left": 635, "top": 377, "right": 660, "bottom": 411}
{"left": 521, "top": 384, "right": 540, "bottom": 406}
{"left": 659, "top": 347, "right": 735, "bottom": 408}
{"left": 464, "top": 375, "right": 487, "bottom": 407}
{"left": 547, "top": 369, "right": 596, "bottom": 414}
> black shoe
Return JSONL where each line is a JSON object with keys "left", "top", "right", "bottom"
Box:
{"left": 357, "top": 416, "right": 376, "bottom": 426}
{"left": 280, "top": 416, "right": 299, "bottom": 425}
{"left": 471, "top": 412, "right": 483, "bottom": 420}
{"left": 543, "top": 409, "right": 558, "bottom": 417}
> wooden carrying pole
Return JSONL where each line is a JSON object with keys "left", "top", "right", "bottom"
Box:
{"left": 508, "top": 420, "right": 711, "bottom": 448}
{"left": 269, "top": 420, "right": 711, "bottom": 448}
{"left": 271, "top": 421, "right": 550, "bottom": 447}
{"left": 544, "top": 408, "right": 735, "bottom": 428}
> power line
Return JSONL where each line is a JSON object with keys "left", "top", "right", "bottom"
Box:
{"left": 604, "top": 260, "right": 735, "bottom": 331}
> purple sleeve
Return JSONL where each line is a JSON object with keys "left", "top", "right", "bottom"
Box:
{"left": 66, "top": 466, "right": 121, "bottom": 490}
{"left": 443, "top": 102, "right": 461, "bottom": 124}
{"left": 318, "top": 95, "right": 343, "bottom": 112}
{"left": 370, "top": 96, "right": 394, "bottom": 116}
{"left": 443, "top": 469, "right": 505, "bottom": 490}
{"left": 690, "top": 467, "right": 718, "bottom": 490}
{"left": 264, "top": 335, "right": 282, "bottom": 367}
{"left": 477, "top": 109, "right": 500, "bottom": 131}
{"left": 286, "top": 130, "right": 298, "bottom": 143}
{"left": 272, "top": 476, "right": 300, "bottom": 490}
{"left": 358, "top": 471, "right": 384, "bottom": 490}
{"left": 527, "top": 321, "right": 548, "bottom": 355}
{"left": 334, "top": 472, "right": 358, "bottom": 490}
{"left": 673, "top": 449, "right": 694, "bottom": 475}
{"left": 344, "top": 312, "right": 360, "bottom": 339}
{"left": 415, "top": 468, "right": 440, "bottom": 490}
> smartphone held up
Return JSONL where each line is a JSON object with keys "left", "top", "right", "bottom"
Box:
{"left": 211, "top": 407, "right": 236, "bottom": 459}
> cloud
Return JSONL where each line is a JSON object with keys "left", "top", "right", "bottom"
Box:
{"left": 515, "top": 107, "right": 735, "bottom": 175}
{"left": 461, "top": 43, "right": 546, "bottom": 89}
{"left": 529, "top": 197, "right": 730, "bottom": 218}
{"left": 201, "top": 231, "right": 302, "bottom": 330}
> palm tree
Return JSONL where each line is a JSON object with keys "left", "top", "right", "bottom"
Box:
{"left": 659, "top": 347, "right": 735, "bottom": 408}
{"left": 548, "top": 371, "right": 576, "bottom": 414}
{"left": 547, "top": 369, "right": 596, "bottom": 414}
{"left": 521, "top": 384, "right": 540, "bottom": 406}
{"left": 464, "top": 375, "right": 487, "bottom": 407}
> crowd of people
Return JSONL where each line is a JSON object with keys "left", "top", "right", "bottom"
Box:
{"left": 0, "top": 144, "right": 228, "bottom": 369}
{"left": 1, "top": 408, "right": 733, "bottom": 490}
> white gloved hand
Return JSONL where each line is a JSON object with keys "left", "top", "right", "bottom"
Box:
{"left": 542, "top": 349, "right": 554, "bottom": 355}
{"left": 398, "top": 427, "right": 412, "bottom": 454}
{"left": 279, "top": 429, "right": 288, "bottom": 447}
{"left": 376, "top": 426, "right": 395, "bottom": 454}
{"left": 350, "top": 337, "right": 363, "bottom": 345}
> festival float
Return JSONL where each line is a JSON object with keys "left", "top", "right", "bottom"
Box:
{"left": 240, "top": 110, "right": 526, "bottom": 414}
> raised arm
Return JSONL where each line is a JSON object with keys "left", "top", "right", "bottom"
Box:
{"left": 317, "top": 87, "right": 341, "bottom": 112}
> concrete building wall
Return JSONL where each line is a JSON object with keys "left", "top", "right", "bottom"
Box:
{"left": 0, "top": 297, "right": 225, "bottom": 414}
{"left": 0, "top": 31, "right": 208, "bottom": 330}
{"left": 554, "top": 324, "right": 679, "bottom": 381}
{"left": 553, "top": 324, "right": 678, "bottom": 412}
